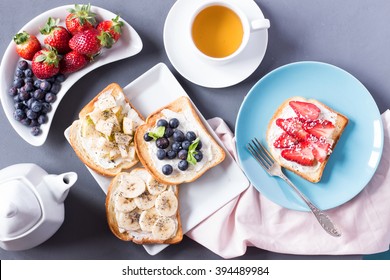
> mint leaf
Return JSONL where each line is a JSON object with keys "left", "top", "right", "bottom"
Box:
{"left": 186, "top": 137, "right": 200, "bottom": 165}
{"left": 148, "top": 126, "right": 165, "bottom": 140}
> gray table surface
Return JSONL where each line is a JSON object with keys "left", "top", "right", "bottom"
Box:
{"left": 1, "top": 0, "right": 389, "bottom": 260}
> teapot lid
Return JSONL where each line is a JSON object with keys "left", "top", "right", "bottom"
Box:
{"left": 0, "top": 178, "right": 42, "bottom": 239}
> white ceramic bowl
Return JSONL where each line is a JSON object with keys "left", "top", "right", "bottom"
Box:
{"left": 0, "top": 5, "right": 143, "bottom": 146}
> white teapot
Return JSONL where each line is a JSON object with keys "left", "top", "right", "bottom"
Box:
{"left": 0, "top": 163, "right": 77, "bottom": 251}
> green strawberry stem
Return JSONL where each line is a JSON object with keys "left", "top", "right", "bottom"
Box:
{"left": 67, "top": 3, "right": 97, "bottom": 26}
{"left": 40, "top": 17, "right": 60, "bottom": 34}
{"left": 13, "top": 31, "right": 30, "bottom": 44}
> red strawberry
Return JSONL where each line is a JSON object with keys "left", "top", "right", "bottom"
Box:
{"left": 97, "top": 15, "right": 124, "bottom": 44}
{"left": 289, "top": 100, "right": 320, "bottom": 120}
{"left": 69, "top": 29, "right": 102, "bottom": 56}
{"left": 281, "top": 143, "right": 315, "bottom": 166}
{"left": 60, "top": 50, "right": 89, "bottom": 74}
{"left": 40, "top": 17, "right": 71, "bottom": 54}
{"left": 273, "top": 133, "right": 299, "bottom": 148}
{"left": 303, "top": 119, "right": 335, "bottom": 139}
{"left": 31, "top": 48, "right": 60, "bottom": 79}
{"left": 13, "top": 31, "right": 41, "bottom": 60}
{"left": 276, "top": 118, "right": 309, "bottom": 140}
{"left": 65, "top": 3, "right": 96, "bottom": 36}
{"left": 310, "top": 140, "right": 331, "bottom": 163}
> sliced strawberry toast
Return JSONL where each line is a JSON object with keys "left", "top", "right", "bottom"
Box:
{"left": 266, "top": 97, "right": 348, "bottom": 183}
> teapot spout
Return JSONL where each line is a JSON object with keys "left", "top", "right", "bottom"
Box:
{"left": 45, "top": 172, "right": 78, "bottom": 203}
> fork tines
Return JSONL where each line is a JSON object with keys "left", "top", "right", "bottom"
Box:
{"left": 247, "top": 138, "right": 274, "bottom": 171}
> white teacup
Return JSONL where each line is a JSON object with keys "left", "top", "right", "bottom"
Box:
{"left": 189, "top": 1, "right": 270, "bottom": 63}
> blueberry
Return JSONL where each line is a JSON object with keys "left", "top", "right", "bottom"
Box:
{"left": 178, "top": 149, "right": 188, "bottom": 160}
{"left": 156, "top": 149, "right": 166, "bottom": 160}
{"left": 162, "top": 164, "right": 173, "bottom": 175}
{"left": 18, "top": 90, "right": 30, "bottom": 101}
{"left": 26, "top": 98, "right": 36, "bottom": 108}
{"left": 194, "top": 150, "right": 203, "bottom": 162}
{"left": 46, "top": 77, "right": 56, "bottom": 83}
{"left": 24, "top": 77, "right": 34, "bottom": 84}
{"left": 13, "top": 94, "right": 20, "bottom": 103}
{"left": 15, "top": 68, "right": 25, "bottom": 78}
{"left": 164, "top": 127, "right": 174, "bottom": 138}
{"left": 24, "top": 82, "right": 34, "bottom": 92}
{"left": 50, "top": 82, "right": 61, "bottom": 94}
{"left": 31, "top": 101, "right": 43, "bottom": 113}
{"left": 41, "top": 102, "right": 52, "bottom": 114}
{"left": 182, "top": 140, "right": 191, "bottom": 150}
{"left": 24, "top": 68, "right": 33, "bottom": 77}
{"left": 39, "top": 80, "right": 51, "bottom": 91}
{"left": 33, "top": 89, "right": 45, "bottom": 100}
{"left": 178, "top": 160, "right": 189, "bottom": 171}
{"left": 26, "top": 109, "right": 38, "bottom": 120}
{"left": 31, "top": 126, "right": 41, "bottom": 136}
{"left": 186, "top": 131, "right": 197, "bottom": 142}
{"left": 38, "top": 114, "right": 48, "bottom": 124}
{"left": 143, "top": 132, "right": 153, "bottom": 142}
{"left": 169, "top": 118, "right": 180, "bottom": 128}
{"left": 20, "top": 117, "right": 31, "bottom": 126}
{"left": 34, "top": 79, "right": 41, "bottom": 88}
{"left": 166, "top": 150, "right": 177, "bottom": 159}
{"left": 173, "top": 130, "right": 185, "bottom": 142}
{"left": 45, "top": 92, "right": 56, "bottom": 103}
{"left": 8, "top": 87, "right": 18, "bottom": 96}
{"left": 14, "top": 102, "right": 25, "bottom": 110}
{"left": 18, "top": 60, "right": 28, "bottom": 70}
{"left": 157, "top": 119, "right": 168, "bottom": 128}
{"left": 13, "top": 78, "right": 24, "bottom": 88}
{"left": 55, "top": 74, "right": 66, "bottom": 83}
{"left": 196, "top": 140, "right": 203, "bottom": 150}
{"left": 29, "top": 119, "right": 39, "bottom": 127}
{"left": 156, "top": 137, "right": 169, "bottom": 149}
{"left": 172, "top": 141, "right": 182, "bottom": 152}
{"left": 13, "top": 109, "right": 26, "bottom": 121}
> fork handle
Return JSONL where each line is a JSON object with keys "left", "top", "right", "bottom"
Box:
{"left": 280, "top": 174, "right": 342, "bottom": 237}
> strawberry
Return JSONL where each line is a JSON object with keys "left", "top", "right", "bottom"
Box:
{"left": 289, "top": 100, "right": 320, "bottom": 120}
{"left": 13, "top": 31, "right": 41, "bottom": 60}
{"left": 310, "top": 140, "right": 331, "bottom": 163}
{"left": 40, "top": 17, "right": 71, "bottom": 54}
{"left": 97, "top": 15, "right": 124, "bottom": 44}
{"left": 281, "top": 143, "right": 315, "bottom": 166}
{"left": 276, "top": 118, "right": 309, "bottom": 140}
{"left": 60, "top": 50, "right": 89, "bottom": 74}
{"left": 68, "top": 29, "right": 101, "bottom": 56}
{"left": 65, "top": 3, "right": 96, "bottom": 36}
{"left": 31, "top": 48, "right": 60, "bottom": 79}
{"left": 303, "top": 119, "right": 335, "bottom": 139}
{"left": 273, "top": 133, "right": 299, "bottom": 148}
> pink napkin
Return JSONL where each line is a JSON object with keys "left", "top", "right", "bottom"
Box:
{"left": 187, "top": 110, "right": 390, "bottom": 259}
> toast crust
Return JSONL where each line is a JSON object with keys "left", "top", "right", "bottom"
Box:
{"left": 134, "top": 96, "right": 226, "bottom": 185}
{"left": 69, "top": 83, "right": 144, "bottom": 177}
{"left": 105, "top": 168, "right": 183, "bottom": 244}
{"left": 266, "top": 96, "right": 348, "bottom": 183}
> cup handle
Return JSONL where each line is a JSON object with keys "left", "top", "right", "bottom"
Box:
{"left": 250, "top": 18, "right": 270, "bottom": 31}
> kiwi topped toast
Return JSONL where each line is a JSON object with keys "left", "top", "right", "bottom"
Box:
{"left": 69, "top": 83, "right": 145, "bottom": 177}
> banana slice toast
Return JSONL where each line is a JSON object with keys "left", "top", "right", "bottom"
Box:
{"left": 69, "top": 83, "right": 145, "bottom": 177}
{"left": 106, "top": 168, "right": 183, "bottom": 244}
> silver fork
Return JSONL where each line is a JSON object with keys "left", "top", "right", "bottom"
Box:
{"left": 247, "top": 138, "right": 341, "bottom": 237}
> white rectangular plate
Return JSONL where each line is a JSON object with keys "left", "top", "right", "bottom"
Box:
{"left": 65, "top": 63, "right": 250, "bottom": 255}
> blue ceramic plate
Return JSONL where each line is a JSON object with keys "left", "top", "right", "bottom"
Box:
{"left": 236, "top": 61, "right": 384, "bottom": 211}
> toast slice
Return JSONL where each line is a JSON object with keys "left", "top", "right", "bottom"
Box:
{"left": 134, "top": 96, "right": 226, "bottom": 185}
{"left": 69, "top": 83, "right": 144, "bottom": 177}
{"left": 266, "top": 96, "right": 348, "bottom": 183}
{"left": 106, "top": 168, "right": 183, "bottom": 244}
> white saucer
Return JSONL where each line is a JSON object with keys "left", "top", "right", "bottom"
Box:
{"left": 163, "top": 0, "right": 269, "bottom": 88}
